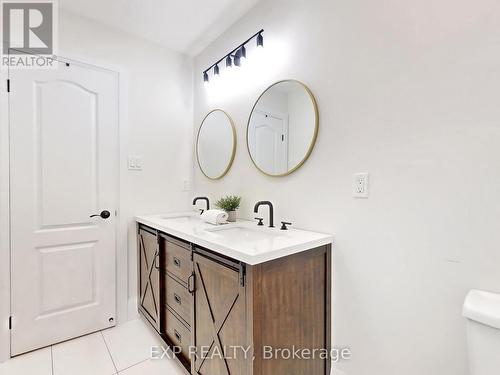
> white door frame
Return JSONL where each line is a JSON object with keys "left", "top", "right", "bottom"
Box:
{"left": 0, "top": 52, "right": 129, "bottom": 362}
{"left": 0, "top": 65, "right": 11, "bottom": 363}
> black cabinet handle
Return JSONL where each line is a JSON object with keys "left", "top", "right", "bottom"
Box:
{"left": 153, "top": 252, "right": 160, "bottom": 270}
{"left": 174, "top": 293, "right": 181, "bottom": 305}
{"left": 173, "top": 257, "right": 181, "bottom": 268}
{"left": 188, "top": 273, "right": 195, "bottom": 294}
{"left": 90, "top": 210, "right": 111, "bottom": 219}
{"left": 174, "top": 329, "right": 182, "bottom": 343}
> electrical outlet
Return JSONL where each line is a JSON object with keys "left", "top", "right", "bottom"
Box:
{"left": 353, "top": 173, "right": 369, "bottom": 198}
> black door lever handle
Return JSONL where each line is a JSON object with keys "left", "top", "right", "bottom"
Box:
{"left": 90, "top": 210, "right": 111, "bottom": 219}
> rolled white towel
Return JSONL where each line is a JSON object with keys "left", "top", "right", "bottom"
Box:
{"left": 200, "top": 209, "right": 228, "bottom": 225}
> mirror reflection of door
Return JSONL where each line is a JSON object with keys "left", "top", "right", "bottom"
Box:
{"left": 247, "top": 80, "right": 318, "bottom": 176}
{"left": 248, "top": 110, "right": 288, "bottom": 175}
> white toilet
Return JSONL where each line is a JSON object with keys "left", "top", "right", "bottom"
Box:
{"left": 463, "top": 289, "right": 500, "bottom": 375}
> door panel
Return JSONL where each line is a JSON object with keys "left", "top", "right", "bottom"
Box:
{"left": 38, "top": 242, "right": 98, "bottom": 315}
{"left": 248, "top": 110, "right": 288, "bottom": 174}
{"left": 9, "top": 60, "right": 118, "bottom": 355}
{"left": 36, "top": 80, "right": 99, "bottom": 227}
{"left": 138, "top": 228, "right": 160, "bottom": 330}
{"left": 194, "top": 254, "right": 246, "bottom": 375}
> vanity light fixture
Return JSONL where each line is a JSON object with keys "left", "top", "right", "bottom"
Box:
{"left": 257, "top": 31, "right": 264, "bottom": 48}
{"left": 203, "top": 29, "right": 264, "bottom": 83}
{"left": 234, "top": 49, "right": 242, "bottom": 67}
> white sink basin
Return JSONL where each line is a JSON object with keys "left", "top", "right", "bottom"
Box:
{"left": 205, "top": 226, "right": 284, "bottom": 242}
{"left": 160, "top": 214, "right": 200, "bottom": 223}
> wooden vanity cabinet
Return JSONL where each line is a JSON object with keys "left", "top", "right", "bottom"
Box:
{"left": 138, "top": 224, "right": 331, "bottom": 375}
{"left": 137, "top": 225, "right": 161, "bottom": 331}
{"left": 193, "top": 249, "right": 248, "bottom": 375}
{"left": 137, "top": 226, "right": 195, "bottom": 371}
{"left": 158, "top": 233, "right": 194, "bottom": 371}
{"left": 248, "top": 246, "right": 331, "bottom": 375}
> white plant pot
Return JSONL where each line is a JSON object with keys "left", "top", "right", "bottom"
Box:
{"left": 227, "top": 210, "right": 236, "bottom": 222}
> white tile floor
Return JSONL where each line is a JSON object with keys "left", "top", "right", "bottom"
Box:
{"left": 0, "top": 318, "right": 187, "bottom": 375}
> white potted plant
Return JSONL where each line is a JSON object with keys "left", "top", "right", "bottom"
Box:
{"left": 215, "top": 195, "right": 241, "bottom": 222}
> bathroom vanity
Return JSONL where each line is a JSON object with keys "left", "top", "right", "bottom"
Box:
{"left": 136, "top": 213, "right": 332, "bottom": 374}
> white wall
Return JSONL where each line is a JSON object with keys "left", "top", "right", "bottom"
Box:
{"left": 58, "top": 10, "right": 194, "bottom": 320}
{"left": 193, "top": 0, "right": 500, "bottom": 374}
{"left": 0, "top": 10, "right": 193, "bottom": 361}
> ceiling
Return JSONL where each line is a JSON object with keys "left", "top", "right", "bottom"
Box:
{"left": 59, "top": 0, "right": 260, "bottom": 56}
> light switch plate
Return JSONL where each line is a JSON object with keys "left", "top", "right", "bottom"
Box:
{"left": 128, "top": 156, "right": 143, "bottom": 171}
{"left": 135, "top": 157, "right": 143, "bottom": 169}
{"left": 182, "top": 179, "right": 191, "bottom": 192}
{"left": 353, "top": 173, "right": 369, "bottom": 198}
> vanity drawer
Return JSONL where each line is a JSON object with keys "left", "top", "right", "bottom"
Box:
{"left": 165, "top": 274, "right": 191, "bottom": 326}
{"left": 165, "top": 308, "right": 191, "bottom": 363}
{"left": 164, "top": 239, "right": 192, "bottom": 284}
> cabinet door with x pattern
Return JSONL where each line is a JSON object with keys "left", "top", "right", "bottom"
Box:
{"left": 193, "top": 253, "right": 247, "bottom": 375}
{"left": 138, "top": 227, "right": 160, "bottom": 331}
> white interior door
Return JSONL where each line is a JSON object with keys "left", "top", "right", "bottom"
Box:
{"left": 9, "top": 59, "right": 118, "bottom": 355}
{"left": 248, "top": 110, "right": 288, "bottom": 174}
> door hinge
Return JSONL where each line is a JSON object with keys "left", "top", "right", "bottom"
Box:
{"left": 7, "top": 79, "right": 10, "bottom": 93}
{"left": 239, "top": 263, "right": 246, "bottom": 287}
{"left": 8, "top": 316, "right": 12, "bottom": 330}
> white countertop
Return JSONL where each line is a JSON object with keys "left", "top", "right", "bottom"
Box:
{"left": 135, "top": 212, "right": 333, "bottom": 265}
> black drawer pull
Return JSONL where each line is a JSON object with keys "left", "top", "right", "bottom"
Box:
{"left": 174, "top": 329, "right": 182, "bottom": 343}
{"left": 174, "top": 293, "right": 181, "bottom": 305}
{"left": 173, "top": 257, "right": 181, "bottom": 268}
{"left": 188, "top": 273, "right": 195, "bottom": 294}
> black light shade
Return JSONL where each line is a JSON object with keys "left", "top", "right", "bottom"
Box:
{"left": 234, "top": 49, "right": 242, "bottom": 67}
{"left": 257, "top": 32, "right": 264, "bottom": 47}
{"left": 202, "top": 30, "right": 263, "bottom": 81}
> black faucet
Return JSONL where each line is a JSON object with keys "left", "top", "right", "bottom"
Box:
{"left": 253, "top": 201, "right": 274, "bottom": 228}
{"left": 192, "top": 197, "right": 210, "bottom": 213}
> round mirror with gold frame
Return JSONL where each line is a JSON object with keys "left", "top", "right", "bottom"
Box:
{"left": 196, "top": 109, "right": 237, "bottom": 180}
{"left": 246, "top": 80, "right": 319, "bottom": 177}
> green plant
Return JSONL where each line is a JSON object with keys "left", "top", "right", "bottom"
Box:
{"left": 215, "top": 195, "right": 241, "bottom": 212}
